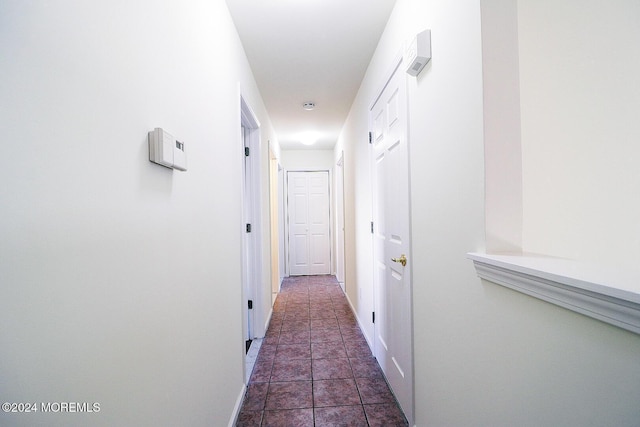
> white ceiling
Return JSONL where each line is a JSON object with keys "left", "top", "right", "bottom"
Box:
{"left": 225, "top": 0, "right": 397, "bottom": 150}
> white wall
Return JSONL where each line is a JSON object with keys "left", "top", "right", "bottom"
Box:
{"left": 519, "top": 0, "right": 640, "bottom": 270}
{"left": 481, "top": 0, "right": 523, "bottom": 253}
{"left": 280, "top": 149, "right": 335, "bottom": 171}
{"left": 0, "top": 1, "right": 276, "bottom": 426}
{"left": 339, "top": 0, "right": 640, "bottom": 426}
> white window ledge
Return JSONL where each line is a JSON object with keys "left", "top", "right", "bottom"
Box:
{"left": 467, "top": 252, "right": 640, "bottom": 335}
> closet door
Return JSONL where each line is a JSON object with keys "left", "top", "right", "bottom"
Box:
{"left": 288, "top": 171, "right": 330, "bottom": 276}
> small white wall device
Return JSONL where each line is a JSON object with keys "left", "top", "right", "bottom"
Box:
{"left": 148, "top": 128, "right": 187, "bottom": 171}
{"left": 405, "top": 30, "right": 431, "bottom": 76}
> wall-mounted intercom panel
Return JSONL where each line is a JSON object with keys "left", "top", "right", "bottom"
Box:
{"left": 148, "top": 127, "right": 187, "bottom": 171}
{"left": 405, "top": 29, "right": 431, "bottom": 77}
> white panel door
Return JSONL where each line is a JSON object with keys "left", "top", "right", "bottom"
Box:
{"left": 371, "top": 58, "right": 413, "bottom": 424}
{"left": 288, "top": 171, "right": 330, "bottom": 276}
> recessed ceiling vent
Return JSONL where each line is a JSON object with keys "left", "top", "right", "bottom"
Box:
{"left": 302, "top": 102, "right": 315, "bottom": 111}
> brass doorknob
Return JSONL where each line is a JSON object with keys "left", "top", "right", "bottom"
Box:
{"left": 391, "top": 254, "right": 407, "bottom": 267}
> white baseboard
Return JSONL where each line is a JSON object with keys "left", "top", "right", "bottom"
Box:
{"left": 227, "top": 383, "right": 247, "bottom": 427}
{"left": 343, "top": 289, "right": 374, "bottom": 351}
{"left": 264, "top": 307, "right": 273, "bottom": 335}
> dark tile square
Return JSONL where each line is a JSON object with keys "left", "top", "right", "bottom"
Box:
{"left": 355, "top": 378, "right": 395, "bottom": 404}
{"left": 284, "top": 312, "right": 310, "bottom": 321}
{"left": 236, "top": 409, "right": 263, "bottom": 427}
{"left": 309, "top": 292, "right": 332, "bottom": 298}
{"left": 363, "top": 403, "right": 409, "bottom": 426}
{"left": 337, "top": 315, "right": 358, "bottom": 328}
{"left": 340, "top": 328, "right": 366, "bottom": 341}
{"left": 271, "top": 358, "right": 312, "bottom": 381}
{"left": 312, "top": 341, "right": 348, "bottom": 359}
{"left": 344, "top": 342, "right": 372, "bottom": 359}
{"left": 333, "top": 301, "right": 352, "bottom": 310}
{"left": 276, "top": 343, "right": 311, "bottom": 359}
{"left": 278, "top": 330, "right": 311, "bottom": 345}
{"left": 266, "top": 319, "right": 282, "bottom": 335}
{"left": 311, "top": 317, "right": 339, "bottom": 331}
{"left": 243, "top": 382, "right": 268, "bottom": 411}
{"left": 349, "top": 357, "right": 384, "bottom": 379}
{"left": 287, "top": 297, "right": 310, "bottom": 305}
{"left": 309, "top": 292, "right": 330, "bottom": 299}
{"left": 310, "top": 294, "right": 333, "bottom": 301}
{"left": 280, "top": 319, "right": 310, "bottom": 332}
{"left": 249, "top": 359, "right": 273, "bottom": 383}
{"left": 283, "top": 308, "right": 310, "bottom": 320}
{"left": 266, "top": 381, "right": 313, "bottom": 410}
{"left": 263, "top": 408, "right": 314, "bottom": 426}
{"left": 313, "top": 378, "right": 361, "bottom": 407}
{"left": 310, "top": 308, "right": 337, "bottom": 319}
{"left": 263, "top": 335, "right": 279, "bottom": 346}
{"left": 312, "top": 358, "right": 353, "bottom": 380}
{"left": 286, "top": 301, "right": 310, "bottom": 309}
{"left": 270, "top": 311, "right": 285, "bottom": 321}
{"left": 314, "top": 405, "right": 368, "bottom": 427}
{"left": 311, "top": 328, "right": 343, "bottom": 343}
{"left": 335, "top": 309, "right": 355, "bottom": 319}
{"left": 335, "top": 305, "right": 354, "bottom": 314}
{"left": 258, "top": 344, "right": 277, "bottom": 359}
{"left": 338, "top": 321, "right": 358, "bottom": 331}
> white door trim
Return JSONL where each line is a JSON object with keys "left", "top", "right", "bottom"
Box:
{"left": 278, "top": 164, "right": 285, "bottom": 285}
{"left": 284, "top": 169, "right": 332, "bottom": 277}
{"left": 335, "top": 153, "right": 346, "bottom": 290}
{"left": 239, "top": 93, "right": 264, "bottom": 362}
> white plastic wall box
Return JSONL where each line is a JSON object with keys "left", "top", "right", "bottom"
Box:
{"left": 148, "top": 127, "right": 187, "bottom": 171}
{"left": 405, "top": 30, "right": 431, "bottom": 76}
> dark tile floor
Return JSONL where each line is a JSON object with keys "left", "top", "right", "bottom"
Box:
{"left": 236, "top": 275, "right": 408, "bottom": 427}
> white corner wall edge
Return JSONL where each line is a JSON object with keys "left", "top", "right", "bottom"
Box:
{"left": 467, "top": 252, "right": 640, "bottom": 335}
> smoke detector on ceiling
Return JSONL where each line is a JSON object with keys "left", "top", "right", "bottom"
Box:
{"left": 302, "top": 102, "right": 315, "bottom": 111}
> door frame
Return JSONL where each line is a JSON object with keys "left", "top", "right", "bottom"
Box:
{"left": 278, "top": 163, "right": 285, "bottom": 286}
{"left": 284, "top": 169, "right": 333, "bottom": 277}
{"left": 239, "top": 93, "right": 264, "bottom": 362}
{"left": 369, "top": 53, "right": 415, "bottom": 425}
{"left": 335, "top": 153, "right": 346, "bottom": 290}
{"left": 268, "top": 144, "right": 281, "bottom": 304}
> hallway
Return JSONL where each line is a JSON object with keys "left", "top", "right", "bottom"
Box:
{"left": 237, "top": 275, "right": 408, "bottom": 426}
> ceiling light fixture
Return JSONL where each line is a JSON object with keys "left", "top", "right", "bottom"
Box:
{"left": 302, "top": 102, "right": 315, "bottom": 111}
{"left": 298, "top": 131, "right": 319, "bottom": 146}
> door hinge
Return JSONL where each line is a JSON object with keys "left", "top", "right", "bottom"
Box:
{"left": 248, "top": 300, "right": 253, "bottom": 310}
{"left": 370, "top": 221, "right": 374, "bottom": 234}
{"left": 245, "top": 146, "right": 250, "bottom": 157}
{"left": 368, "top": 131, "right": 373, "bottom": 144}
{"left": 246, "top": 223, "right": 252, "bottom": 233}
{"left": 372, "top": 312, "right": 375, "bottom": 323}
